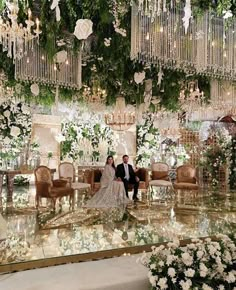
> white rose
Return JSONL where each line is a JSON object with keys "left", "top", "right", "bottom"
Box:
{"left": 179, "top": 279, "right": 192, "bottom": 290}
{"left": 145, "top": 133, "right": 154, "bottom": 142}
{"left": 54, "top": 50, "right": 67, "bottom": 63}
{"left": 157, "top": 277, "right": 168, "bottom": 289}
{"left": 202, "top": 284, "right": 213, "bottom": 290}
{"left": 196, "top": 250, "right": 204, "bottom": 259}
{"left": 74, "top": 19, "right": 93, "bottom": 40}
{"left": 149, "top": 275, "right": 156, "bottom": 287}
{"left": 30, "top": 83, "right": 40, "bottom": 96}
{"left": 184, "top": 268, "right": 195, "bottom": 278}
{"left": 10, "top": 126, "right": 21, "bottom": 137}
{"left": 167, "top": 267, "right": 176, "bottom": 278}
{"left": 4, "top": 110, "right": 10, "bottom": 118}
{"left": 225, "top": 271, "right": 236, "bottom": 283}
{"left": 4, "top": 137, "right": 11, "bottom": 144}
{"left": 181, "top": 252, "right": 193, "bottom": 266}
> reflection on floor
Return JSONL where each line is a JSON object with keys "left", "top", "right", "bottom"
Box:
{"left": 0, "top": 185, "right": 236, "bottom": 269}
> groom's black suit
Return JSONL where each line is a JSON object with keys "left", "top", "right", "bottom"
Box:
{"left": 116, "top": 163, "right": 139, "bottom": 199}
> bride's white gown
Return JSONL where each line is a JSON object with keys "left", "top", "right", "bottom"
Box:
{"left": 85, "top": 164, "right": 130, "bottom": 208}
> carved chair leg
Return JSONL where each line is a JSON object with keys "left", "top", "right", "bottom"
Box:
{"left": 35, "top": 194, "right": 40, "bottom": 208}
{"left": 69, "top": 193, "right": 75, "bottom": 210}
{"left": 52, "top": 198, "right": 57, "bottom": 211}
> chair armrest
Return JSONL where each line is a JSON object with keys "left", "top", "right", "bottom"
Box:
{"left": 59, "top": 177, "right": 72, "bottom": 187}
{"left": 53, "top": 179, "right": 68, "bottom": 188}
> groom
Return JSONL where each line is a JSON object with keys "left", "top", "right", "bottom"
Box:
{"left": 116, "top": 155, "right": 140, "bottom": 201}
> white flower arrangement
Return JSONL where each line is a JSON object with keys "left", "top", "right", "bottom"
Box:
{"left": 140, "top": 234, "right": 236, "bottom": 290}
{"left": 60, "top": 117, "right": 116, "bottom": 162}
{"left": 136, "top": 113, "right": 161, "bottom": 167}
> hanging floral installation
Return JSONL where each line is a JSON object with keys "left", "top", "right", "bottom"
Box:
{"left": 0, "top": 0, "right": 213, "bottom": 110}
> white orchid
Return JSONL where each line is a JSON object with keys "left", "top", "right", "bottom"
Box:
{"left": 223, "top": 10, "right": 233, "bottom": 19}
{"left": 51, "top": 0, "right": 61, "bottom": 22}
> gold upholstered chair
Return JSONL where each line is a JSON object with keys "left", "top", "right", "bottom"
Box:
{"left": 34, "top": 166, "right": 74, "bottom": 210}
{"left": 173, "top": 165, "right": 199, "bottom": 194}
{"left": 148, "top": 162, "right": 173, "bottom": 199}
{"left": 59, "top": 162, "right": 91, "bottom": 193}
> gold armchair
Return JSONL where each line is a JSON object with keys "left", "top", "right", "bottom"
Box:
{"left": 59, "top": 162, "right": 91, "bottom": 193}
{"left": 148, "top": 162, "right": 173, "bottom": 199}
{"left": 34, "top": 166, "right": 74, "bottom": 210}
{"left": 173, "top": 165, "right": 199, "bottom": 193}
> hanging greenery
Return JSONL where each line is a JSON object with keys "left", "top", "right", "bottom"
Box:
{"left": 0, "top": 0, "right": 217, "bottom": 110}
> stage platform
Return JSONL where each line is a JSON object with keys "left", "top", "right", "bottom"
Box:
{"left": 0, "top": 185, "right": 236, "bottom": 273}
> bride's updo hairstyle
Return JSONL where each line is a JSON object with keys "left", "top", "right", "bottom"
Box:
{"left": 106, "top": 155, "right": 116, "bottom": 169}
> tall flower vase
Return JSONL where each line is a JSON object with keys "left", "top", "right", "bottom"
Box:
{"left": 47, "top": 158, "right": 52, "bottom": 168}
{"left": 47, "top": 152, "right": 53, "bottom": 168}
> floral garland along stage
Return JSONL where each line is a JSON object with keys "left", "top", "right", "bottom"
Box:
{"left": 140, "top": 234, "right": 236, "bottom": 290}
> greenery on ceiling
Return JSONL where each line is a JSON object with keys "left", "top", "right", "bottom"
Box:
{"left": 1, "top": 0, "right": 234, "bottom": 109}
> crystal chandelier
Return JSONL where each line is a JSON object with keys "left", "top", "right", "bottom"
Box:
{"left": 179, "top": 81, "right": 204, "bottom": 116}
{"left": 15, "top": 39, "right": 82, "bottom": 89}
{"left": 0, "top": 1, "right": 41, "bottom": 61}
{"left": 83, "top": 82, "right": 107, "bottom": 105}
{"left": 105, "top": 97, "right": 135, "bottom": 131}
{"left": 131, "top": 3, "right": 236, "bottom": 80}
{"left": 153, "top": 110, "right": 181, "bottom": 141}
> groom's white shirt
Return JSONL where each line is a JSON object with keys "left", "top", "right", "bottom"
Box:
{"left": 123, "top": 163, "right": 130, "bottom": 180}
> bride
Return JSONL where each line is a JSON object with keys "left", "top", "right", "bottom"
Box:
{"left": 85, "top": 156, "right": 130, "bottom": 208}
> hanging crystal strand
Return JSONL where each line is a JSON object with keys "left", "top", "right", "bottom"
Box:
{"left": 157, "top": 0, "right": 161, "bottom": 16}
{"left": 163, "top": 0, "right": 167, "bottom": 12}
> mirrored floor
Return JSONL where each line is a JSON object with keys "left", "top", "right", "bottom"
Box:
{"left": 0, "top": 186, "right": 236, "bottom": 269}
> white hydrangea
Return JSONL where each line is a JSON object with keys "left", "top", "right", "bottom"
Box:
{"left": 167, "top": 267, "right": 176, "bottom": 278}
{"left": 157, "top": 277, "right": 168, "bottom": 289}
{"left": 202, "top": 284, "right": 213, "bottom": 290}
{"left": 196, "top": 250, "right": 204, "bottom": 259}
{"left": 179, "top": 279, "right": 192, "bottom": 290}
{"left": 181, "top": 252, "right": 193, "bottom": 266}
{"left": 184, "top": 268, "right": 195, "bottom": 278}
{"left": 225, "top": 271, "right": 236, "bottom": 283}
